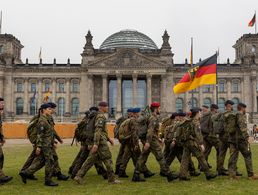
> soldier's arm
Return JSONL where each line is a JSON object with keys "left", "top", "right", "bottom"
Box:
{"left": 93, "top": 115, "right": 105, "bottom": 146}
{"left": 130, "top": 119, "right": 139, "bottom": 146}
{"left": 237, "top": 113, "right": 249, "bottom": 139}
{"left": 146, "top": 118, "right": 155, "bottom": 143}
{"left": 36, "top": 120, "right": 46, "bottom": 148}
{"left": 54, "top": 129, "right": 62, "bottom": 143}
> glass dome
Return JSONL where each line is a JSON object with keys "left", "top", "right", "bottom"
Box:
{"left": 100, "top": 30, "right": 158, "bottom": 50}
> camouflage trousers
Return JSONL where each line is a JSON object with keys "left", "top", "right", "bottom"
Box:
{"left": 218, "top": 136, "right": 230, "bottom": 172}
{"left": 115, "top": 142, "right": 126, "bottom": 168}
{"left": 0, "top": 145, "right": 5, "bottom": 179}
{"left": 203, "top": 135, "right": 220, "bottom": 170}
{"left": 228, "top": 140, "right": 254, "bottom": 177}
{"left": 71, "top": 144, "right": 106, "bottom": 176}
{"left": 76, "top": 141, "right": 115, "bottom": 183}
{"left": 164, "top": 142, "right": 196, "bottom": 172}
{"left": 24, "top": 146, "right": 54, "bottom": 181}
{"left": 21, "top": 146, "right": 61, "bottom": 175}
{"left": 120, "top": 140, "right": 149, "bottom": 173}
{"left": 135, "top": 138, "right": 171, "bottom": 175}
{"left": 180, "top": 141, "right": 211, "bottom": 178}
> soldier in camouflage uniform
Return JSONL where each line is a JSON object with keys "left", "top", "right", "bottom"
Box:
{"left": 177, "top": 107, "right": 217, "bottom": 181}
{"left": 164, "top": 112, "right": 200, "bottom": 177}
{"left": 74, "top": 102, "right": 120, "bottom": 184}
{"left": 0, "top": 97, "right": 13, "bottom": 184}
{"left": 114, "top": 108, "right": 133, "bottom": 175}
{"left": 200, "top": 104, "right": 220, "bottom": 171}
{"left": 228, "top": 103, "right": 258, "bottom": 180}
{"left": 20, "top": 103, "right": 58, "bottom": 186}
{"left": 132, "top": 102, "right": 178, "bottom": 182}
{"left": 70, "top": 107, "right": 107, "bottom": 179}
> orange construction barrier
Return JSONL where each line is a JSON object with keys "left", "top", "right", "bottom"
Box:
{"left": 2, "top": 122, "right": 115, "bottom": 139}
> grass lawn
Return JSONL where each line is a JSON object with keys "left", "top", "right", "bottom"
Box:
{"left": 1, "top": 141, "right": 258, "bottom": 195}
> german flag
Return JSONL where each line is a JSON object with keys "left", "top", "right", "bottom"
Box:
{"left": 248, "top": 13, "right": 256, "bottom": 27}
{"left": 173, "top": 54, "right": 217, "bottom": 94}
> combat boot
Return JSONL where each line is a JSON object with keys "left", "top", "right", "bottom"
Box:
{"left": 0, "top": 176, "right": 13, "bottom": 184}
{"left": 118, "top": 170, "right": 129, "bottom": 178}
{"left": 159, "top": 171, "right": 167, "bottom": 177}
{"left": 143, "top": 170, "right": 155, "bottom": 178}
{"left": 109, "top": 179, "right": 121, "bottom": 184}
{"left": 190, "top": 170, "right": 201, "bottom": 177}
{"left": 132, "top": 172, "right": 146, "bottom": 182}
{"left": 167, "top": 173, "right": 178, "bottom": 182}
{"left": 26, "top": 174, "right": 38, "bottom": 180}
{"left": 236, "top": 171, "right": 242, "bottom": 176}
{"left": 74, "top": 176, "right": 83, "bottom": 184}
{"left": 248, "top": 174, "right": 258, "bottom": 180}
{"left": 56, "top": 172, "right": 69, "bottom": 181}
{"left": 218, "top": 169, "right": 229, "bottom": 176}
{"left": 179, "top": 176, "right": 190, "bottom": 181}
{"left": 115, "top": 165, "right": 120, "bottom": 175}
{"left": 45, "top": 180, "right": 58, "bottom": 187}
{"left": 206, "top": 173, "right": 217, "bottom": 180}
{"left": 102, "top": 172, "right": 108, "bottom": 180}
{"left": 19, "top": 171, "right": 28, "bottom": 184}
{"left": 229, "top": 175, "right": 240, "bottom": 180}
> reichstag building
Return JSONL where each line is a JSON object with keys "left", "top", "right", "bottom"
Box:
{"left": 0, "top": 30, "right": 258, "bottom": 122}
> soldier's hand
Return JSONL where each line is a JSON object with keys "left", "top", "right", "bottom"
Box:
{"left": 200, "top": 144, "right": 205, "bottom": 152}
{"left": 91, "top": 144, "right": 98, "bottom": 154}
{"left": 88, "top": 145, "right": 92, "bottom": 150}
{"left": 53, "top": 143, "right": 58, "bottom": 150}
{"left": 35, "top": 147, "right": 41, "bottom": 155}
{"left": 109, "top": 139, "right": 114, "bottom": 146}
{"left": 0, "top": 139, "right": 5, "bottom": 146}
{"left": 170, "top": 141, "right": 176, "bottom": 150}
{"left": 144, "top": 143, "right": 150, "bottom": 151}
{"left": 59, "top": 140, "right": 63, "bottom": 144}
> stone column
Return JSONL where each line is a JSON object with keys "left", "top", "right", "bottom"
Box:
{"left": 0, "top": 76, "right": 3, "bottom": 98}
{"left": 23, "top": 78, "right": 29, "bottom": 115}
{"left": 251, "top": 76, "right": 257, "bottom": 113}
{"left": 132, "top": 74, "right": 138, "bottom": 107}
{"left": 38, "top": 79, "right": 43, "bottom": 106}
{"left": 213, "top": 85, "right": 217, "bottom": 104}
{"left": 102, "top": 75, "right": 108, "bottom": 102}
{"left": 88, "top": 74, "right": 94, "bottom": 107}
{"left": 227, "top": 79, "right": 231, "bottom": 100}
{"left": 52, "top": 78, "right": 57, "bottom": 103}
{"left": 79, "top": 72, "right": 88, "bottom": 113}
{"left": 65, "top": 78, "right": 71, "bottom": 114}
{"left": 199, "top": 86, "right": 203, "bottom": 107}
{"left": 243, "top": 75, "right": 252, "bottom": 113}
{"left": 185, "top": 91, "right": 189, "bottom": 111}
{"left": 116, "top": 74, "right": 122, "bottom": 118}
{"left": 147, "top": 74, "right": 152, "bottom": 105}
{"left": 160, "top": 75, "right": 167, "bottom": 112}
{"left": 3, "top": 75, "right": 13, "bottom": 117}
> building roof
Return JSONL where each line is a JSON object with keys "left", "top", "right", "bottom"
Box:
{"left": 99, "top": 30, "right": 158, "bottom": 50}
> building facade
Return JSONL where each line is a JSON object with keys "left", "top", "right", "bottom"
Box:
{"left": 0, "top": 30, "right": 258, "bottom": 122}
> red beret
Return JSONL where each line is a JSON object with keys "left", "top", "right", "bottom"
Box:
{"left": 150, "top": 102, "right": 160, "bottom": 108}
{"left": 98, "top": 101, "right": 108, "bottom": 107}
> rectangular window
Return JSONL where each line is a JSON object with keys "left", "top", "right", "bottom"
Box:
{"left": 17, "top": 83, "right": 23, "bottom": 92}
{"left": 58, "top": 83, "right": 65, "bottom": 92}
{"left": 71, "top": 82, "right": 79, "bottom": 92}
{"left": 31, "top": 83, "right": 36, "bottom": 92}
{"left": 0, "top": 45, "right": 3, "bottom": 54}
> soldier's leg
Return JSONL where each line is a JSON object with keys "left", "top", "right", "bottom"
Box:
{"left": 23, "top": 153, "right": 45, "bottom": 176}
{"left": 119, "top": 144, "right": 132, "bottom": 173}
{"left": 52, "top": 149, "right": 61, "bottom": 175}
{"left": 93, "top": 160, "right": 107, "bottom": 177}
{"left": 115, "top": 143, "right": 125, "bottom": 173}
{"left": 71, "top": 146, "right": 90, "bottom": 176}
{"left": 163, "top": 143, "right": 171, "bottom": 162}
{"left": 135, "top": 146, "right": 151, "bottom": 174}
{"left": 218, "top": 139, "right": 229, "bottom": 173}
{"left": 228, "top": 143, "right": 239, "bottom": 177}
{"left": 238, "top": 141, "right": 254, "bottom": 177}
{"left": 0, "top": 146, "right": 5, "bottom": 179}
{"left": 21, "top": 146, "right": 36, "bottom": 171}
{"left": 42, "top": 148, "right": 55, "bottom": 183}
{"left": 214, "top": 139, "right": 220, "bottom": 171}
{"left": 179, "top": 147, "right": 191, "bottom": 179}
{"left": 203, "top": 137, "right": 212, "bottom": 162}
{"left": 69, "top": 146, "right": 84, "bottom": 174}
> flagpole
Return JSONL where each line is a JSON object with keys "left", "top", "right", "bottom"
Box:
{"left": 216, "top": 52, "right": 219, "bottom": 105}
{"left": 0, "top": 11, "right": 2, "bottom": 34}
{"left": 191, "top": 37, "right": 194, "bottom": 108}
{"left": 255, "top": 10, "right": 257, "bottom": 34}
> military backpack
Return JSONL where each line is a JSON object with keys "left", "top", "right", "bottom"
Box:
{"left": 211, "top": 112, "right": 224, "bottom": 134}
{"left": 118, "top": 118, "right": 132, "bottom": 141}
{"left": 200, "top": 112, "right": 212, "bottom": 134}
{"left": 114, "top": 116, "right": 127, "bottom": 139}
{"left": 224, "top": 112, "right": 237, "bottom": 134}
{"left": 27, "top": 116, "right": 40, "bottom": 144}
{"left": 137, "top": 106, "right": 151, "bottom": 139}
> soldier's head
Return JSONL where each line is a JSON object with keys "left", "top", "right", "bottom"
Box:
{"left": 225, "top": 100, "right": 234, "bottom": 111}
{"left": 98, "top": 101, "right": 109, "bottom": 113}
{"left": 210, "top": 104, "right": 219, "bottom": 112}
{"left": 0, "top": 97, "right": 4, "bottom": 111}
{"left": 237, "top": 102, "right": 247, "bottom": 114}
{"left": 150, "top": 102, "right": 160, "bottom": 115}
{"left": 40, "top": 103, "right": 52, "bottom": 116}
{"left": 170, "top": 112, "right": 177, "bottom": 120}
{"left": 89, "top": 106, "right": 99, "bottom": 113}
{"left": 132, "top": 108, "right": 141, "bottom": 118}
{"left": 127, "top": 108, "right": 134, "bottom": 117}
{"left": 177, "top": 111, "right": 186, "bottom": 121}
{"left": 190, "top": 107, "right": 202, "bottom": 120}
{"left": 202, "top": 105, "right": 209, "bottom": 113}
{"left": 48, "top": 102, "right": 57, "bottom": 114}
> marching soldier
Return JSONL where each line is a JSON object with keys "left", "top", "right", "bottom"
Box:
{"left": 228, "top": 103, "right": 258, "bottom": 180}
{"left": 74, "top": 102, "right": 120, "bottom": 184}
{"left": 0, "top": 97, "right": 13, "bottom": 184}
{"left": 132, "top": 102, "right": 178, "bottom": 182}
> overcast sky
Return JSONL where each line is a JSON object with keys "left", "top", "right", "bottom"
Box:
{"left": 1, "top": 0, "right": 258, "bottom": 64}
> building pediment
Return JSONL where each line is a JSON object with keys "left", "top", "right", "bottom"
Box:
{"left": 86, "top": 49, "right": 168, "bottom": 68}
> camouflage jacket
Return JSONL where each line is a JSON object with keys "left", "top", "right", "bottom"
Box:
{"left": 160, "top": 117, "right": 174, "bottom": 139}
{"left": 235, "top": 112, "right": 249, "bottom": 140}
{"left": 47, "top": 115, "right": 62, "bottom": 143}
{"left": 0, "top": 113, "right": 4, "bottom": 140}
{"left": 164, "top": 119, "right": 178, "bottom": 143}
{"left": 36, "top": 115, "right": 55, "bottom": 148}
{"left": 120, "top": 117, "right": 139, "bottom": 146}
{"left": 200, "top": 111, "right": 212, "bottom": 135}
{"left": 93, "top": 112, "right": 108, "bottom": 146}
{"left": 223, "top": 110, "right": 236, "bottom": 139}
{"left": 146, "top": 115, "right": 160, "bottom": 143}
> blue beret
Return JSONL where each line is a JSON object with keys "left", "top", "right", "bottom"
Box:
{"left": 127, "top": 108, "right": 133, "bottom": 113}
{"left": 40, "top": 103, "right": 52, "bottom": 110}
{"left": 132, "top": 108, "right": 141, "bottom": 113}
{"left": 48, "top": 102, "right": 57, "bottom": 108}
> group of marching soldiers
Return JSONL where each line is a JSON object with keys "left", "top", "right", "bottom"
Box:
{"left": 0, "top": 96, "right": 257, "bottom": 186}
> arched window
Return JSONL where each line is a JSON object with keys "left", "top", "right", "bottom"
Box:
{"left": 232, "top": 97, "right": 240, "bottom": 111}
{"left": 190, "top": 97, "right": 198, "bottom": 108}
{"left": 218, "top": 80, "right": 226, "bottom": 92}
{"left": 71, "top": 80, "right": 79, "bottom": 92}
{"left": 176, "top": 98, "right": 183, "bottom": 111}
{"left": 29, "top": 97, "right": 36, "bottom": 115}
{"left": 203, "top": 98, "right": 211, "bottom": 108}
{"left": 218, "top": 98, "right": 225, "bottom": 111}
{"left": 57, "top": 80, "right": 65, "bottom": 92}
{"left": 58, "top": 97, "right": 65, "bottom": 116}
{"left": 71, "top": 98, "right": 79, "bottom": 116}
{"left": 232, "top": 79, "right": 240, "bottom": 92}
{"left": 44, "top": 80, "right": 51, "bottom": 92}
{"left": 16, "top": 98, "right": 23, "bottom": 115}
